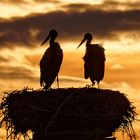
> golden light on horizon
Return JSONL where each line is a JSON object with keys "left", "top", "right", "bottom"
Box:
{"left": 0, "top": 0, "right": 140, "bottom": 139}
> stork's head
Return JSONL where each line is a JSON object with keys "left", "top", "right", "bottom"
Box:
{"left": 77, "top": 33, "right": 92, "bottom": 48}
{"left": 41, "top": 29, "right": 58, "bottom": 46}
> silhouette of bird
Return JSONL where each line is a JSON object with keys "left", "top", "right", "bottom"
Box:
{"left": 77, "top": 33, "right": 105, "bottom": 88}
{"left": 40, "top": 29, "right": 63, "bottom": 89}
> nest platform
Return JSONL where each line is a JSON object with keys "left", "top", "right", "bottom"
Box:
{"left": 0, "top": 87, "right": 137, "bottom": 140}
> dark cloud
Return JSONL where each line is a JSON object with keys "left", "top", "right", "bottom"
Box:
{"left": 0, "top": 66, "right": 36, "bottom": 80}
{"left": 0, "top": 0, "right": 26, "bottom": 4}
{"left": 0, "top": 56, "right": 9, "bottom": 62}
{"left": 0, "top": 0, "right": 59, "bottom": 4}
{"left": 0, "top": 8, "right": 140, "bottom": 48}
{"left": 103, "top": 0, "right": 140, "bottom": 10}
{"left": 63, "top": 1, "right": 140, "bottom": 11}
{"left": 62, "top": 3, "right": 92, "bottom": 11}
{"left": 33, "top": 0, "right": 59, "bottom": 3}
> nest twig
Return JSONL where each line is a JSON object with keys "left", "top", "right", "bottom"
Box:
{"left": 0, "top": 87, "right": 138, "bottom": 140}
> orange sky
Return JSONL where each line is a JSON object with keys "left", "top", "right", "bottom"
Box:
{"left": 0, "top": 0, "right": 140, "bottom": 139}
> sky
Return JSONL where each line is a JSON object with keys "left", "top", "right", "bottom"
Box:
{"left": 0, "top": 0, "right": 140, "bottom": 139}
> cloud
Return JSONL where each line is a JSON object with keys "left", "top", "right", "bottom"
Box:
{"left": 0, "top": 0, "right": 25, "bottom": 4}
{"left": 33, "top": 0, "right": 59, "bottom": 3}
{"left": 0, "top": 0, "right": 27, "bottom": 6}
{"left": 63, "top": 1, "right": 140, "bottom": 11}
{"left": 0, "top": 56, "right": 9, "bottom": 62}
{"left": 0, "top": 64, "right": 39, "bottom": 93}
{"left": 60, "top": 75, "right": 87, "bottom": 82}
{"left": 0, "top": 65, "right": 36, "bottom": 80}
{"left": 104, "top": 81, "right": 140, "bottom": 103}
{"left": 0, "top": 0, "right": 59, "bottom": 4}
{"left": 0, "top": 8, "right": 140, "bottom": 48}
{"left": 110, "top": 64, "right": 125, "bottom": 70}
{"left": 102, "top": 0, "right": 140, "bottom": 10}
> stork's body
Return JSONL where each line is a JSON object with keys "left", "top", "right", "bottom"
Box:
{"left": 78, "top": 33, "right": 105, "bottom": 86}
{"left": 40, "top": 29, "right": 63, "bottom": 89}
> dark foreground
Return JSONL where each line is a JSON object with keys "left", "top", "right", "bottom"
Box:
{"left": 0, "top": 87, "right": 137, "bottom": 140}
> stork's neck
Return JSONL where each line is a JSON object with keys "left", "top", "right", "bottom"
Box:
{"left": 86, "top": 39, "right": 92, "bottom": 47}
{"left": 50, "top": 38, "right": 55, "bottom": 45}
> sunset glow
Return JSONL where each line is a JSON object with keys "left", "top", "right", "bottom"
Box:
{"left": 0, "top": 0, "right": 140, "bottom": 139}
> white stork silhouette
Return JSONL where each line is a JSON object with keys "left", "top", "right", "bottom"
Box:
{"left": 40, "top": 29, "right": 63, "bottom": 89}
{"left": 77, "top": 33, "right": 105, "bottom": 88}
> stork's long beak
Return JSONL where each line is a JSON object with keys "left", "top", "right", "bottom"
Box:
{"left": 77, "top": 38, "right": 86, "bottom": 48}
{"left": 41, "top": 34, "right": 51, "bottom": 46}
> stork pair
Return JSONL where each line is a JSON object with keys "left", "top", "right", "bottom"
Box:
{"left": 40, "top": 29, "right": 106, "bottom": 89}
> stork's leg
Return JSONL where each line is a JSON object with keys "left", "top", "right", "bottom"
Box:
{"left": 91, "top": 81, "right": 95, "bottom": 88}
{"left": 56, "top": 75, "right": 59, "bottom": 88}
{"left": 86, "top": 83, "right": 95, "bottom": 88}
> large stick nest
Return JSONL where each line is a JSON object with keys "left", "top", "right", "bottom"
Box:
{"left": 0, "top": 87, "right": 138, "bottom": 140}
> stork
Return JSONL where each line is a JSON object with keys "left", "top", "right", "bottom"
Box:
{"left": 77, "top": 33, "right": 105, "bottom": 88}
{"left": 40, "top": 29, "right": 63, "bottom": 89}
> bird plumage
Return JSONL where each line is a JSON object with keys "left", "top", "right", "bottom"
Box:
{"left": 78, "top": 33, "right": 105, "bottom": 86}
{"left": 40, "top": 29, "right": 63, "bottom": 89}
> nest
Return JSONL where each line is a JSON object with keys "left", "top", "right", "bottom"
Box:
{"left": 0, "top": 87, "right": 138, "bottom": 140}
